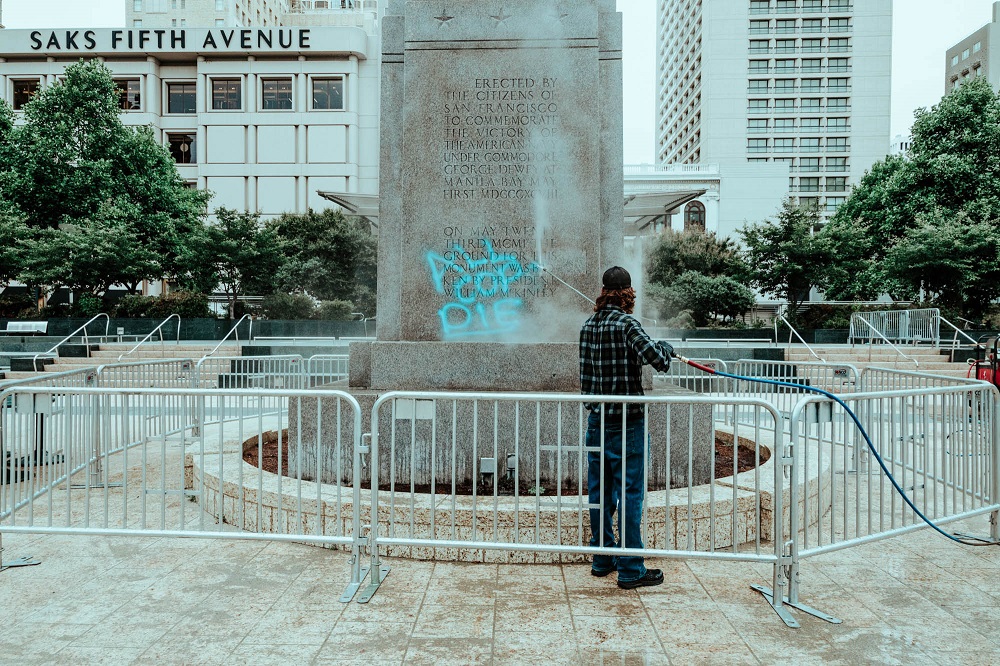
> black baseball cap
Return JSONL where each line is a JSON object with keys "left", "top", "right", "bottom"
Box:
{"left": 602, "top": 266, "right": 631, "bottom": 290}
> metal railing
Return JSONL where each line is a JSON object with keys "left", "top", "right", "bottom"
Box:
{"left": 859, "top": 367, "right": 986, "bottom": 392}
{"left": 0, "top": 386, "right": 369, "bottom": 601}
{"left": 7, "top": 314, "right": 111, "bottom": 370}
{"left": 657, "top": 358, "right": 729, "bottom": 394}
{"left": 939, "top": 314, "right": 983, "bottom": 351}
{"left": 775, "top": 312, "right": 824, "bottom": 362}
{"left": 116, "top": 314, "right": 182, "bottom": 362}
{"left": 726, "top": 360, "right": 859, "bottom": 426}
{"left": 849, "top": 315, "right": 920, "bottom": 368}
{"left": 849, "top": 308, "right": 940, "bottom": 347}
{"left": 305, "top": 354, "right": 350, "bottom": 387}
{"left": 200, "top": 314, "right": 253, "bottom": 362}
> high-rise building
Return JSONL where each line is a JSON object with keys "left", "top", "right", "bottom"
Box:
{"left": 125, "top": 0, "right": 375, "bottom": 29}
{"left": 656, "top": 0, "right": 892, "bottom": 218}
{"left": 945, "top": 1, "right": 1000, "bottom": 94}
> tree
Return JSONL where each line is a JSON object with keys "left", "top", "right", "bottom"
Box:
{"left": 881, "top": 212, "right": 1000, "bottom": 318}
{"left": 739, "top": 200, "right": 831, "bottom": 318}
{"left": 650, "top": 271, "right": 756, "bottom": 327}
{"left": 821, "top": 77, "right": 1000, "bottom": 303}
{"left": 267, "top": 209, "right": 377, "bottom": 315}
{"left": 182, "top": 208, "right": 283, "bottom": 319}
{"left": 0, "top": 59, "right": 209, "bottom": 300}
{"left": 645, "top": 228, "right": 746, "bottom": 285}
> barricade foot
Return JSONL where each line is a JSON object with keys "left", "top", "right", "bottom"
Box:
{"left": 339, "top": 565, "right": 370, "bottom": 603}
{"left": 751, "top": 584, "right": 842, "bottom": 627}
{"left": 356, "top": 565, "right": 390, "bottom": 604}
{"left": 1, "top": 556, "right": 41, "bottom": 573}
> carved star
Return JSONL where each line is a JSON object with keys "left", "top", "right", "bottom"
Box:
{"left": 490, "top": 7, "right": 512, "bottom": 26}
{"left": 434, "top": 10, "right": 454, "bottom": 26}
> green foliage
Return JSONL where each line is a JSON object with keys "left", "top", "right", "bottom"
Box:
{"left": 821, "top": 78, "right": 1000, "bottom": 313}
{"left": 645, "top": 229, "right": 746, "bottom": 285}
{"left": 649, "top": 271, "right": 756, "bottom": 327}
{"left": 0, "top": 60, "right": 210, "bottom": 299}
{"left": 76, "top": 294, "right": 104, "bottom": 318}
{"left": 268, "top": 209, "right": 377, "bottom": 315}
{"left": 315, "top": 299, "right": 356, "bottom": 321}
{"left": 0, "top": 214, "right": 28, "bottom": 289}
{"left": 152, "top": 290, "right": 212, "bottom": 319}
{"left": 0, "top": 291, "right": 35, "bottom": 318}
{"left": 739, "top": 200, "right": 830, "bottom": 319}
{"left": 261, "top": 292, "right": 317, "bottom": 320}
{"left": 114, "top": 295, "right": 156, "bottom": 318}
{"left": 181, "top": 208, "right": 283, "bottom": 319}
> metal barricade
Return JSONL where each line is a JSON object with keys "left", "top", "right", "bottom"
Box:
{"left": 0, "top": 386, "right": 369, "bottom": 601}
{"left": 305, "top": 354, "right": 350, "bottom": 387}
{"left": 849, "top": 308, "right": 940, "bottom": 346}
{"left": 859, "top": 367, "right": 986, "bottom": 392}
{"left": 193, "top": 356, "right": 306, "bottom": 429}
{"left": 362, "top": 391, "right": 793, "bottom": 615}
{"left": 727, "top": 360, "right": 859, "bottom": 424}
{"left": 657, "top": 358, "right": 730, "bottom": 395}
{"left": 783, "top": 384, "right": 1000, "bottom": 614}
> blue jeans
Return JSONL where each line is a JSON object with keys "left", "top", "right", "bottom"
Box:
{"left": 587, "top": 411, "right": 647, "bottom": 582}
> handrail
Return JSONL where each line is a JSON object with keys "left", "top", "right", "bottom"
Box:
{"left": 31, "top": 313, "right": 110, "bottom": 369}
{"left": 939, "top": 315, "right": 983, "bottom": 351}
{"left": 851, "top": 316, "right": 919, "bottom": 368}
{"left": 117, "top": 314, "right": 181, "bottom": 362}
{"left": 774, "top": 312, "right": 825, "bottom": 362}
{"left": 200, "top": 314, "right": 253, "bottom": 362}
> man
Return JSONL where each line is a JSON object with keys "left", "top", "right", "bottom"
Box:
{"left": 579, "top": 266, "right": 673, "bottom": 589}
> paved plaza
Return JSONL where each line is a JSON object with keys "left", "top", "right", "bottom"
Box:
{"left": 1, "top": 514, "right": 998, "bottom": 665}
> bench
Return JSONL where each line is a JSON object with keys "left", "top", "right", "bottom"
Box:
{"left": 0, "top": 321, "right": 48, "bottom": 336}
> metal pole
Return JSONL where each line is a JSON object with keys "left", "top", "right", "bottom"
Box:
{"left": 992, "top": 389, "right": 1000, "bottom": 542}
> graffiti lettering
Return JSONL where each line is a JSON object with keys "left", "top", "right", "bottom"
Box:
{"left": 427, "top": 238, "right": 539, "bottom": 339}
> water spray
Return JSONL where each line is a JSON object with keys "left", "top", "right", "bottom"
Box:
{"left": 670, "top": 352, "right": 1000, "bottom": 547}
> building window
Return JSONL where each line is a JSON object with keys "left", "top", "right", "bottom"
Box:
{"left": 799, "top": 177, "right": 820, "bottom": 192}
{"left": 312, "top": 77, "right": 345, "bottom": 110}
{"left": 748, "top": 158, "right": 770, "bottom": 163}
{"left": 800, "top": 117, "right": 821, "bottom": 129}
{"left": 802, "top": 19, "right": 823, "bottom": 33}
{"left": 828, "top": 77, "right": 849, "bottom": 92}
{"left": 828, "top": 57, "right": 849, "bottom": 72}
{"left": 827, "top": 117, "right": 849, "bottom": 130}
{"left": 829, "top": 18, "right": 851, "bottom": 31}
{"left": 962, "top": 48, "right": 970, "bottom": 60}
{"left": 216, "top": 0, "right": 225, "bottom": 9}
{"left": 133, "top": 19, "right": 143, "bottom": 27}
{"left": 216, "top": 18, "right": 225, "bottom": 26}
{"left": 974, "top": 41, "right": 982, "bottom": 53}
{"left": 166, "top": 81, "right": 197, "bottom": 114}
{"left": 775, "top": 98, "right": 795, "bottom": 110}
{"left": 803, "top": 0, "right": 822, "bottom": 9}
{"left": 776, "top": 38, "right": 796, "bottom": 53}
{"left": 750, "top": 60, "right": 770, "bottom": 73}
{"left": 749, "top": 99, "right": 770, "bottom": 111}
{"left": 261, "top": 78, "right": 293, "bottom": 110}
{"left": 775, "top": 118, "right": 795, "bottom": 131}
{"left": 826, "top": 157, "right": 848, "bottom": 172}
{"left": 171, "top": 0, "right": 177, "bottom": 8}
{"left": 134, "top": 0, "right": 143, "bottom": 11}
{"left": 12, "top": 79, "right": 40, "bottom": 110}
{"left": 799, "top": 157, "right": 821, "bottom": 172}
{"left": 801, "top": 38, "right": 822, "bottom": 52}
{"left": 750, "top": 39, "right": 770, "bottom": 53}
{"left": 749, "top": 79, "right": 770, "bottom": 92}
{"left": 800, "top": 78, "right": 821, "bottom": 92}
{"left": 172, "top": 18, "right": 177, "bottom": 26}
{"left": 824, "top": 197, "right": 847, "bottom": 213}
{"left": 684, "top": 201, "right": 706, "bottom": 233}
{"left": 827, "top": 137, "right": 848, "bottom": 151}
{"left": 800, "top": 138, "right": 821, "bottom": 152}
{"left": 750, "top": 20, "right": 770, "bottom": 34}
{"left": 167, "top": 133, "right": 197, "bottom": 164}
{"left": 827, "top": 97, "right": 849, "bottom": 111}
{"left": 748, "top": 118, "right": 769, "bottom": 133}
{"left": 801, "top": 58, "right": 821, "bottom": 72}
{"left": 828, "top": 38, "right": 850, "bottom": 52}
{"left": 748, "top": 139, "right": 769, "bottom": 153}
{"left": 776, "top": 19, "right": 796, "bottom": 34}
{"left": 826, "top": 177, "right": 848, "bottom": 192}
{"left": 750, "top": 0, "right": 769, "bottom": 14}
{"left": 776, "top": 0, "right": 796, "bottom": 12}
{"left": 774, "top": 138, "right": 795, "bottom": 152}
{"left": 115, "top": 79, "right": 142, "bottom": 111}
{"left": 181, "top": 19, "right": 187, "bottom": 26}
{"left": 775, "top": 58, "right": 796, "bottom": 72}
{"left": 212, "top": 78, "right": 242, "bottom": 110}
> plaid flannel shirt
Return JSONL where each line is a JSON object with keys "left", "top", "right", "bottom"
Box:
{"left": 579, "top": 305, "right": 673, "bottom": 415}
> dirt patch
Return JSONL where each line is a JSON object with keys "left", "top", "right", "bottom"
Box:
{"left": 242, "top": 430, "right": 771, "bottom": 495}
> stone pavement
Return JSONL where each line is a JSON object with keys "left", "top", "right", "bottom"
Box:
{"left": 1, "top": 516, "right": 998, "bottom": 665}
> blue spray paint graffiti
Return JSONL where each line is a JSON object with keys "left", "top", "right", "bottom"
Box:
{"left": 427, "top": 239, "right": 539, "bottom": 339}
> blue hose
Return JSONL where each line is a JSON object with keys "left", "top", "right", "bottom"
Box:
{"left": 681, "top": 357, "right": 998, "bottom": 547}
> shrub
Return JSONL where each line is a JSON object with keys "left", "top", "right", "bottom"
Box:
{"left": 76, "top": 294, "right": 104, "bottom": 318}
{"left": 261, "top": 292, "right": 316, "bottom": 320}
{"left": 315, "top": 300, "right": 355, "bottom": 321}
{"left": 0, "top": 293, "right": 35, "bottom": 318}
{"left": 152, "top": 290, "right": 212, "bottom": 319}
{"left": 650, "top": 271, "right": 756, "bottom": 327}
{"left": 114, "top": 295, "right": 156, "bottom": 318}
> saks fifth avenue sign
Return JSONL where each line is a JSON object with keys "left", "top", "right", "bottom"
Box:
{"left": 27, "top": 28, "right": 312, "bottom": 52}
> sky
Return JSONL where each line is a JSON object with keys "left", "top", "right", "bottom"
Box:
{"left": 3, "top": 0, "right": 998, "bottom": 164}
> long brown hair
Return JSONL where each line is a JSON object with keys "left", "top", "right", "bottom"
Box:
{"left": 595, "top": 287, "right": 636, "bottom": 314}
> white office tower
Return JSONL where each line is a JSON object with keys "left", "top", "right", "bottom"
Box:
{"left": 656, "top": 0, "right": 892, "bottom": 217}
{"left": 126, "top": 0, "right": 377, "bottom": 29}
